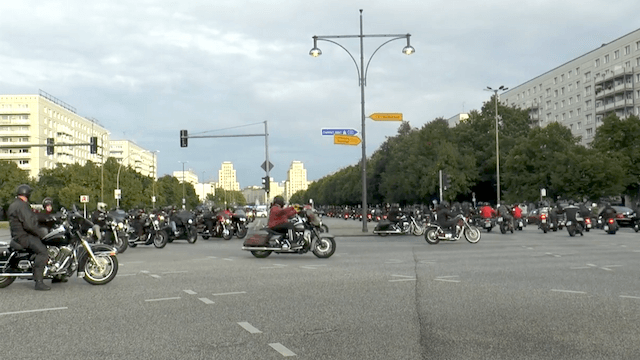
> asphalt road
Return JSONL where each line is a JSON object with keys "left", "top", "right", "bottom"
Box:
{"left": 1, "top": 219, "right": 640, "bottom": 359}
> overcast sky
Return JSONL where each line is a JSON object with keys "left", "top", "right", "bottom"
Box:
{"left": 2, "top": 0, "right": 639, "bottom": 188}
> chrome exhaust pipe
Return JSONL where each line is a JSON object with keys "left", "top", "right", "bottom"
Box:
{"left": 242, "top": 246, "right": 290, "bottom": 251}
{"left": 0, "top": 273, "right": 34, "bottom": 277}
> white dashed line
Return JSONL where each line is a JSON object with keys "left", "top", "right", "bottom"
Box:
{"left": 145, "top": 297, "right": 181, "bottom": 302}
{"left": 161, "top": 271, "right": 188, "bottom": 275}
{"left": 435, "top": 275, "right": 460, "bottom": 283}
{"left": 183, "top": 290, "right": 197, "bottom": 295}
{"left": 620, "top": 295, "right": 640, "bottom": 300}
{"left": 0, "top": 307, "right": 68, "bottom": 316}
{"left": 269, "top": 343, "right": 297, "bottom": 357}
{"left": 149, "top": 274, "right": 161, "bottom": 279}
{"left": 551, "top": 289, "right": 586, "bottom": 294}
{"left": 238, "top": 322, "right": 262, "bottom": 334}
{"left": 213, "top": 291, "right": 246, "bottom": 296}
{"left": 199, "top": 298, "right": 214, "bottom": 304}
{"left": 389, "top": 274, "right": 416, "bottom": 282}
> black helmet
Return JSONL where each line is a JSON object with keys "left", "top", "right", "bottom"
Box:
{"left": 42, "top": 197, "right": 53, "bottom": 207}
{"left": 16, "top": 184, "right": 32, "bottom": 199}
{"left": 273, "top": 196, "right": 285, "bottom": 207}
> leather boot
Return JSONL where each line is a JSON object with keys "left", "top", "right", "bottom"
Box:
{"left": 35, "top": 281, "right": 51, "bottom": 291}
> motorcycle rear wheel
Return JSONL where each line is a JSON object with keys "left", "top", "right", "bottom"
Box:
{"left": 251, "top": 250, "right": 272, "bottom": 258}
{"left": 464, "top": 227, "right": 481, "bottom": 243}
{"left": 412, "top": 225, "right": 425, "bottom": 236}
{"left": 0, "top": 275, "right": 16, "bottom": 288}
{"left": 424, "top": 229, "right": 440, "bottom": 245}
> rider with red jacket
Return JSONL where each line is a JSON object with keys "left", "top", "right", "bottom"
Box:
{"left": 480, "top": 203, "right": 496, "bottom": 219}
{"left": 268, "top": 195, "right": 302, "bottom": 248}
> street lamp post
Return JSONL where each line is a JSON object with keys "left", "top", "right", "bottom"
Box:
{"left": 151, "top": 150, "right": 159, "bottom": 208}
{"left": 485, "top": 85, "right": 508, "bottom": 205}
{"left": 310, "top": 9, "right": 414, "bottom": 232}
{"left": 179, "top": 161, "right": 188, "bottom": 209}
{"left": 116, "top": 154, "right": 133, "bottom": 209}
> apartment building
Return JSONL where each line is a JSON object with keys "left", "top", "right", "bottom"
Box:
{"left": 217, "top": 161, "right": 240, "bottom": 191}
{"left": 501, "top": 28, "right": 640, "bottom": 145}
{"left": 110, "top": 139, "right": 158, "bottom": 179}
{"left": 0, "top": 91, "right": 110, "bottom": 178}
{"left": 284, "top": 160, "right": 309, "bottom": 202}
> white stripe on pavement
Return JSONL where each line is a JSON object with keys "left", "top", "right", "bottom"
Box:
{"left": 0, "top": 307, "right": 68, "bottom": 316}
{"left": 145, "top": 297, "right": 181, "bottom": 302}
{"left": 183, "top": 290, "right": 197, "bottom": 295}
{"left": 620, "top": 295, "right": 640, "bottom": 300}
{"left": 269, "top": 343, "right": 297, "bottom": 357}
{"left": 551, "top": 289, "right": 586, "bottom": 294}
{"left": 213, "top": 291, "right": 247, "bottom": 296}
{"left": 238, "top": 322, "right": 262, "bottom": 334}
{"left": 199, "top": 298, "right": 214, "bottom": 304}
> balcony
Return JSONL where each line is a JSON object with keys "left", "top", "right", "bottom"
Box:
{"left": 0, "top": 119, "right": 30, "bottom": 125}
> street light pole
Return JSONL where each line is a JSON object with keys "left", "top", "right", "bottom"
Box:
{"left": 151, "top": 150, "right": 159, "bottom": 208}
{"left": 179, "top": 161, "right": 188, "bottom": 209}
{"left": 485, "top": 85, "right": 508, "bottom": 205}
{"left": 310, "top": 9, "right": 414, "bottom": 232}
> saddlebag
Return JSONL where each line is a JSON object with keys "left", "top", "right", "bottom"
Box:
{"left": 374, "top": 219, "right": 393, "bottom": 231}
{"left": 243, "top": 234, "right": 268, "bottom": 247}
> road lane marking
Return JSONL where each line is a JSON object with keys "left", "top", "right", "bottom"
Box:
{"left": 435, "top": 276, "right": 460, "bottom": 283}
{"left": 238, "top": 322, "right": 262, "bottom": 334}
{"left": 260, "top": 264, "right": 287, "bottom": 269}
{"left": 145, "top": 297, "right": 181, "bottom": 302}
{"left": 0, "top": 307, "right": 68, "bottom": 316}
{"left": 199, "top": 298, "right": 214, "bottom": 304}
{"left": 183, "top": 290, "right": 197, "bottom": 295}
{"left": 149, "top": 274, "right": 161, "bottom": 279}
{"left": 269, "top": 343, "right": 297, "bottom": 357}
{"left": 213, "top": 291, "right": 247, "bottom": 296}
{"left": 389, "top": 275, "right": 416, "bottom": 282}
{"left": 161, "top": 271, "right": 188, "bottom": 275}
{"left": 223, "top": 258, "right": 234, "bottom": 261}
{"left": 620, "top": 295, "right": 640, "bottom": 300}
{"left": 301, "top": 264, "right": 327, "bottom": 270}
{"left": 389, "top": 278, "right": 417, "bottom": 282}
{"left": 551, "top": 289, "right": 586, "bottom": 294}
{"left": 391, "top": 274, "right": 414, "bottom": 278}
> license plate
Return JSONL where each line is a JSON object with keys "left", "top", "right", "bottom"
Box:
{"left": 498, "top": 217, "right": 503, "bottom": 222}
{"left": 604, "top": 225, "right": 609, "bottom": 231}
{"left": 566, "top": 221, "right": 572, "bottom": 226}
{"left": 541, "top": 219, "right": 546, "bottom": 223}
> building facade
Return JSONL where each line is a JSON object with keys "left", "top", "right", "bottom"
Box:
{"left": 284, "top": 160, "right": 309, "bottom": 201}
{"left": 0, "top": 91, "right": 110, "bottom": 178}
{"left": 109, "top": 140, "right": 157, "bottom": 179}
{"left": 217, "top": 161, "right": 240, "bottom": 191}
{"left": 502, "top": 28, "right": 640, "bottom": 145}
{"left": 173, "top": 169, "right": 199, "bottom": 186}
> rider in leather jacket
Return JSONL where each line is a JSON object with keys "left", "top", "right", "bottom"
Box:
{"left": 7, "top": 184, "right": 50, "bottom": 291}
{"left": 436, "top": 202, "right": 456, "bottom": 233}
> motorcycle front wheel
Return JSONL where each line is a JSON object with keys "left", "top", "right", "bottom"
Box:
{"left": 114, "top": 232, "right": 129, "bottom": 254}
{"left": 82, "top": 254, "right": 118, "bottom": 285}
{"left": 0, "top": 275, "right": 16, "bottom": 288}
{"left": 464, "top": 227, "right": 481, "bottom": 243}
{"left": 424, "top": 229, "right": 440, "bottom": 245}
{"left": 154, "top": 230, "right": 169, "bottom": 248}
{"left": 222, "top": 227, "right": 233, "bottom": 240}
{"left": 235, "top": 225, "right": 248, "bottom": 239}
{"left": 412, "top": 224, "right": 425, "bottom": 236}
{"left": 187, "top": 226, "right": 198, "bottom": 244}
{"left": 312, "top": 237, "right": 336, "bottom": 258}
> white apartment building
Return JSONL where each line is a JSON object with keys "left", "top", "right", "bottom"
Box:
{"left": 217, "top": 161, "right": 240, "bottom": 191}
{"left": 284, "top": 160, "right": 309, "bottom": 201}
{"left": 0, "top": 91, "right": 110, "bottom": 178}
{"left": 173, "top": 169, "right": 199, "bottom": 186}
{"left": 110, "top": 140, "right": 158, "bottom": 179}
{"left": 502, "top": 28, "right": 640, "bottom": 145}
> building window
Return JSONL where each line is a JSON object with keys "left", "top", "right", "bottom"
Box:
{"left": 561, "top": 74, "right": 565, "bottom": 82}
{"left": 554, "top": 89, "right": 558, "bottom": 98}
{"left": 626, "top": 61, "right": 631, "bottom": 68}
{"left": 569, "top": 97, "right": 573, "bottom": 105}
{"left": 554, "top": 77, "right": 557, "bottom": 84}
{"left": 586, "top": 100, "right": 592, "bottom": 109}
{"left": 586, "top": 114, "right": 592, "bottom": 123}
{"left": 637, "top": 40, "right": 640, "bottom": 50}
{"left": 546, "top": 88, "right": 551, "bottom": 97}
{"left": 546, "top": 100, "right": 551, "bottom": 110}
{"left": 614, "top": 50, "right": 619, "bottom": 60}
{"left": 595, "top": 59, "right": 600, "bottom": 67}
{"left": 577, "top": 108, "right": 581, "bottom": 116}
{"left": 554, "top": 102, "right": 558, "bottom": 110}
{"left": 568, "top": 70, "right": 572, "bottom": 79}
{"left": 576, "top": 67, "right": 580, "bottom": 75}
{"left": 586, "top": 86, "right": 592, "bottom": 96}
{"left": 604, "top": 54, "right": 609, "bottom": 63}
{"left": 625, "top": 45, "right": 631, "bottom": 55}
{"left": 561, "top": 87, "right": 565, "bottom": 95}
{"left": 561, "top": 100, "right": 565, "bottom": 108}
{"left": 586, "top": 128, "right": 593, "bottom": 137}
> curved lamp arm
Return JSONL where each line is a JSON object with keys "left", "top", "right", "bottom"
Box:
{"left": 315, "top": 38, "right": 361, "bottom": 85}
{"left": 363, "top": 36, "right": 406, "bottom": 86}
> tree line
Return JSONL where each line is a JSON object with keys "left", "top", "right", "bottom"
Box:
{"left": 291, "top": 97, "right": 637, "bottom": 207}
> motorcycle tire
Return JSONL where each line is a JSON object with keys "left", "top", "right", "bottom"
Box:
{"left": 154, "top": 230, "right": 169, "bottom": 249}
{"left": 235, "top": 226, "right": 248, "bottom": 239}
{"left": 81, "top": 253, "right": 118, "bottom": 285}
{"left": 464, "top": 227, "right": 481, "bottom": 244}
{"left": 321, "top": 224, "right": 329, "bottom": 233}
{"left": 251, "top": 250, "right": 272, "bottom": 258}
{"left": 568, "top": 227, "right": 575, "bottom": 237}
{"left": 222, "top": 228, "right": 233, "bottom": 240}
{"left": 635, "top": 224, "right": 639, "bottom": 233}
{"left": 202, "top": 235, "right": 210, "bottom": 240}
{"left": 312, "top": 237, "right": 336, "bottom": 258}
{"left": 500, "top": 225, "right": 507, "bottom": 234}
{"left": 130, "top": 243, "right": 138, "bottom": 248}
{"left": 114, "top": 233, "right": 128, "bottom": 254}
{"left": 0, "top": 274, "right": 16, "bottom": 288}
{"left": 424, "top": 229, "right": 440, "bottom": 245}
{"left": 187, "top": 226, "right": 198, "bottom": 244}
{"left": 412, "top": 225, "right": 425, "bottom": 236}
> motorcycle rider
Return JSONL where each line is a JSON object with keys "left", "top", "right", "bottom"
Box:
{"left": 268, "top": 195, "right": 302, "bottom": 249}
{"left": 436, "top": 201, "right": 457, "bottom": 234}
{"left": 387, "top": 205, "right": 404, "bottom": 226}
{"left": 480, "top": 202, "right": 496, "bottom": 219}
{"left": 600, "top": 202, "right": 617, "bottom": 224}
{"left": 7, "top": 184, "right": 51, "bottom": 291}
{"left": 497, "top": 201, "right": 514, "bottom": 230}
{"left": 91, "top": 202, "right": 107, "bottom": 242}
{"left": 563, "top": 200, "right": 583, "bottom": 233}
{"left": 37, "top": 197, "right": 57, "bottom": 231}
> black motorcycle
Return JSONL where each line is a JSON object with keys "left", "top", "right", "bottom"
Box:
{"left": 128, "top": 211, "right": 169, "bottom": 249}
{"left": 93, "top": 210, "right": 129, "bottom": 254}
{"left": 168, "top": 210, "right": 198, "bottom": 243}
{"left": 230, "top": 212, "right": 248, "bottom": 239}
{"left": 0, "top": 206, "right": 119, "bottom": 288}
{"left": 565, "top": 216, "right": 585, "bottom": 237}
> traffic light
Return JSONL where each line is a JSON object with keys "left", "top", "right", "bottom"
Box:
{"left": 46, "top": 138, "right": 54, "bottom": 155}
{"left": 90, "top": 137, "right": 98, "bottom": 154}
{"left": 180, "top": 129, "right": 188, "bottom": 147}
{"left": 262, "top": 176, "right": 270, "bottom": 193}
{"left": 443, "top": 173, "right": 450, "bottom": 190}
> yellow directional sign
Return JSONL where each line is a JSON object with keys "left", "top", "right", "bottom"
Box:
{"left": 369, "top": 113, "right": 403, "bottom": 121}
{"left": 334, "top": 134, "right": 361, "bottom": 146}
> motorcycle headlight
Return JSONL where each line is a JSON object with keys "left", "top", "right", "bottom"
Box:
{"left": 159, "top": 215, "right": 165, "bottom": 222}
{"left": 117, "top": 222, "right": 124, "bottom": 230}
{"left": 87, "top": 228, "right": 94, "bottom": 236}
{"left": 188, "top": 219, "right": 193, "bottom": 224}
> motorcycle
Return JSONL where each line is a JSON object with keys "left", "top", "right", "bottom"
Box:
{"left": 515, "top": 218, "right": 525, "bottom": 231}
{"left": 372, "top": 215, "right": 424, "bottom": 236}
{"left": 128, "top": 211, "right": 169, "bottom": 249}
{"left": 242, "top": 211, "right": 336, "bottom": 259}
{"left": 497, "top": 216, "right": 514, "bottom": 234}
{"left": 424, "top": 214, "right": 481, "bottom": 245}
{"left": 230, "top": 212, "right": 248, "bottom": 239}
{"left": 93, "top": 209, "right": 129, "bottom": 254}
{"left": 481, "top": 217, "right": 495, "bottom": 232}
{"left": 168, "top": 210, "right": 198, "bottom": 243}
{"left": 0, "top": 206, "right": 118, "bottom": 288}
{"left": 565, "top": 217, "right": 584, "bottom": 237}
{"left": 200, "top": 213, "right": 233, "bottom": 240}
{"left": 539, "top": 212, "right": 550, "bottom": 233}
{"left": 602, "top": 217, "right": 618, "bottom": 234}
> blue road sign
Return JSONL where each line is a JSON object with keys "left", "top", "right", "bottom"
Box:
{"left": 321, "top": 128, "right": 359, "bottom": 136}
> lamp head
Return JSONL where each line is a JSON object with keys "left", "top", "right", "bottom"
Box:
{"left": 402, "top": 45, "right": 415, "bottom": 55}
{"left": 309, "top": 47, "right": 322, "bottom": 57}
